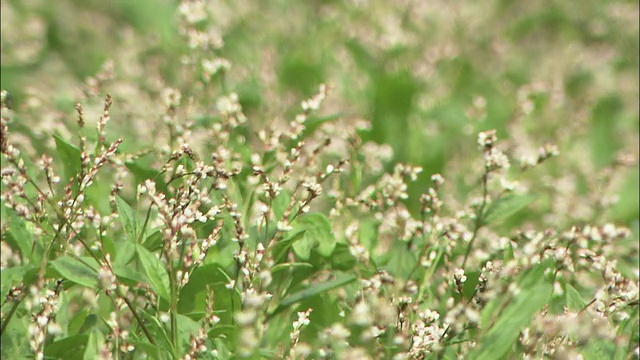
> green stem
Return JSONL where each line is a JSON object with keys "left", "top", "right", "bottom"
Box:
{"left": 462, "top": 172, "right": 489, "bottom": 269}
{"left": 117, "top": 287, "right": 156, "bottom": 345}
{"left": 0, "top": 295, "right": 24, "bottom": 336}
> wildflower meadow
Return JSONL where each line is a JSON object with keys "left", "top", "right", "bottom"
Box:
{"left": 1, "top": 0, "right": 638, "bottom": 359}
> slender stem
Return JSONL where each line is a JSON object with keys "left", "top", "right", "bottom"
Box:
{"left": 169, "top": 263, "right": 179, "bottom": 357}
{"left": 462, "top": 172, "right": 489, "bottom": 269}
{"left": 117, "top": 287, "right": 156, "bottom": 345}
{"left": 0, "top": 295, "right": 24, "bottom": 336}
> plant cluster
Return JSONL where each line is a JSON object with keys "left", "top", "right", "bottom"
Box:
{"left": 1, "top": 0, "right": 638, "bottom": 359}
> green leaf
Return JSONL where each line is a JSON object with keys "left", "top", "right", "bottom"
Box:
{"left": 1, "top": 204, "right": 37, "bottom": 263}
{"left": 328, "top": 242, "right": 357, "bottom": 271}
{"left": 590, "top": 94, "right": 623, "bottom": 168}
{"left": 143, "top": 230, "right": 164, "bottom": 252}
{"left": 291, "top": 233, "right": 313, "bottom": 260}
{"left": 1, "top": 311, "right": 30, "bottom": 358}
{"left": 273, "top": 230, "right": 306, "bottom": 263}
{"left": 83, "top": 331, "right": 104, "bottom": 360}
{"left": 178, "top": 264, "right": 240, "bottom": 329}
{"left": 482, "top": 194, "right": 538, "bottom": 225}
{"left": 66, "top": 309, "right": 89, "bottom": 336}
{"left": 1, "top": 265, "right": 30, "bottom": 300}
{"left": 176, "top": 314, "right": 201, "bottom": 355}
{"left": 44, "top": 335, "right": 89, "bottom": 360}
{"left": 582, "top": 339, "right": 618, "bottom": 360}
{"left": 136, "top": 245, "right": 170, "bottom": 302}
{"left": 138, "top": 309, "right": 174, "bottom": 356}
{"left": 291, "top": 213, "right": 336, "bottom": 259}
{"left": 382, "top": 241, "right": 417, "bottom": 278}
{"left": 76, "top": 314, "right": 99, "bottom": 335}
{"left": 114, "top": 239, "right": 136, "bottom": 267}
{"left": 131, "top": 341, "right": 164, "bottom": 359}
{"left": 472, "top": 260, "right": 554, "bottom": 360}
{"left": 358, "top": 219, "right": 378, "bottom": 254}
{"left": 271, "top": 262, "right": 314, "bottom": 276}
{"left": 112, "top": 263, "right": 148, "bottom": 285}
{"left": 115, "top": 195, "right": 137, "bottom": 242}
{"left": 272, "top": 190, "right": 290, "bottom": 221}
{"left": 53, "top": 134, "right": 82, "bottom": 182}
{"left": 272, "top": 273, "right": 357, "bottom": 315}
{"left": 50, "top": 256, "right": 99, "bottom": 289}
{"left": 126, "top": 161, "right": 167, "bottom": 193}
{"left": 565, "top": 282, "right": 588, "bottom": 312}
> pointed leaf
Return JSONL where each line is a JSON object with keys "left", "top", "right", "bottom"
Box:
{"left": 44, "top": 335, "right": 89, "bottom": 359}
{"left": 565, "top": 282, "right": 588, "bottom": 312}
{"left": 291, "top": 213, "right": 336, "bottom": 259}
{"left": 136, "top": 245, "right": 170, "bottom": 302}
{"left": 1, "top": 265, "right": 30, "bottom": 300}
{"left": 273, "top": 273, "right": 357, "bottom": 314}
{"left": 272, "top": 190, "right": 290, "bottom": 221}
{"left": 83, "top": 331, "right": 104, "bottom": 360}
{"left": 482, "top": 194, "right": 538, "bottom": 225}
{"left": 472, "top": 260, "right": 554, "bottom": 360}
{"left": 1, "top": 204, "right": 38, "bottom": 263}
{"left": 115, "top": 195, "right": 137, "bottom": 242}
{"left": 50, "top": 256, "right": 99, "bottom": 289}
{"left": 126, "top": 161, "right": 167, "bottom": 192}
{"left": 53, "top": 134, "right": 82, "bottom": 181}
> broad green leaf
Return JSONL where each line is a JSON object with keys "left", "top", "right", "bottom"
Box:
{"left": 1, "top": 204, "right": 37, "bottom": 263}
{"left": 53, "top": 134, "right": 82, "bottom": 182}
{"left": 143, "top": 230, "right": 164, "bottom": 252}
{"left": 112, "top": 263, "right": 148, "bottom": 285}
{"left": 273, "top": 273, "right": 357, "bottom": 315}
{"left": 273, "top": 230, "right": 306, "bottom": 264}
{"left": 291, "top": 213, "right": 336, "bottom": 259}
{"left": 178, "top": 264, "right": 240, "bottom": 329}
{"left": 590, "top": 94, "right": 622, "bottom": 168}
{"left": 482, "top": 194, "right": 538, "bottom": 225}
{"left": 114, "top": 239, "right": 136, "bottom": 266}
{"left": 83, "top": 330, "right": 104, "bottom": 360}
{"left": 472, "top": 260, "right": 554, "bottom": 360}
{"left": 66, "top": 309, "right": 89, "bottom": 336}
{"left": 125, "top": 161, "right": 167, "bottom": 192}
{"left": 44, "top": 334, "right": 89, "bottom": 360}
{"left": 272, "top": 190, "right": 290, "bottom": 221}
{"left": 115, "top": 195, "right": 137, "bottom": 242}
{"left": 565, "top": 282, "right": 588, "bottom": 312}
{"left": 84, "top": 175, "right": 111, "bottom": 215}
{"left": 176, "top": 314, "right": 201, "bottom": 355}
{"left": 291, "top": 232, "right": 313, "bottom": 260}
{"left": 1, "top": 265, "right": 29, "bottom": 300}
{"left": 50, "top": 256, "right": 99, "bottom": 289}
{"left": 76, "top": 314, "right": 99, "bottom": 335}
{"left": 328, "top": 242, "right": 357, "bottom": 271}
{"left": 382, "top": 241, "right": 418, "bottom": 278}
{"left": 358, "top": 219, "right": 378, "bottom": 253}
{"left": 1, "top": 311, "right": 30, "bottom": 359}
{"left": 136, "top": 245, "right": 170, "bottom": 302}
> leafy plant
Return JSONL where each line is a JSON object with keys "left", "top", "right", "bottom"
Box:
{"left": 1, "top": 1, "right": 638, "bottom": 359}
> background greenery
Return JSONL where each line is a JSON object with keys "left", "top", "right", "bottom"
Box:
{"left": 1, "top": 0, "right": 638, "bottom": 358}
{"left": 2, "top": 0, "right": 637, "bottom": 226}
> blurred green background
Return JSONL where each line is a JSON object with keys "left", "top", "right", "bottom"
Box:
{"left": 2, "top": 0, "right": 638, "bottom": 227}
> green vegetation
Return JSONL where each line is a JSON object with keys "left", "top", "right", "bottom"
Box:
{"left": 1, "top": 0, "right": 638, "bottom": 359}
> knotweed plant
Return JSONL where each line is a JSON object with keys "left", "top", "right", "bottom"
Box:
{"left": 1, "top": 1, "right": 639, "bottom": 360}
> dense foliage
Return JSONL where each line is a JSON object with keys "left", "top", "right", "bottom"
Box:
{"left": 1, "top": 0, "right": 638, "bottom": 359}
